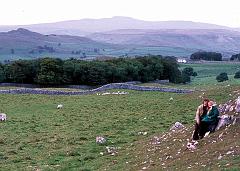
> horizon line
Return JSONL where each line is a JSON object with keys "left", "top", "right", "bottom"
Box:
{"left": 0, "top": 16, "right": 237, "bottom": 28}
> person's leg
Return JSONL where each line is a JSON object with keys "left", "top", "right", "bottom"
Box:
{"left": 199, "top": 121, "right": 209, "bottom": 139}
{"left": 192, "top": 122, "right": 200, "bottom": 140}
{"left": 208, "top": 122, "right": 218, "bottom": 133}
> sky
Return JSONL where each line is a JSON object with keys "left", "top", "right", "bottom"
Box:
{"left": 0, "top": 0, "right": 240, "bottom": 27}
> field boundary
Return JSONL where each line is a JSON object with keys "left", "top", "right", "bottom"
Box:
{"left": 0, "top": 83, "right": 193, "bottom": 95}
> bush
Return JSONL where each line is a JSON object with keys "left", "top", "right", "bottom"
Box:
{"left": 182, "top": 67, "right": 194, "bottom": 76}
{"left": 216, "top": 72, "right": 228, "bottom": 82}
{"left": 181, "top": 73, "right": 191, "bottom": 83}
{"left": 234, "top": 71, "right": 240, "bottom": 79}
{"left": 192, "top": 72, "right": 198, "bottom": 77}
{"left": 190, "top": 51, "right": 222, "bottom": 61}
{"left": 230, "top": 53, "right": 240, "bottom": 61}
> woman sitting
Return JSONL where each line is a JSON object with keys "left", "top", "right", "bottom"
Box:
{"left": 192, "top": 100, "right": 219, "bottom": 140}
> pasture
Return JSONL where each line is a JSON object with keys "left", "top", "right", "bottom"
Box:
{"left": 0, "top": 62, "right": 240, "bottom": 170}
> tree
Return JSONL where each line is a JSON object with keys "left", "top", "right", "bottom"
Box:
{"left": 230, "top": 53, "right": 240, "bottom": 61}
{"left": 192, "top": 72, "right": 198, "bottom": 77}
{"left": 161, "top": 56, "right": 182, "bottom": 83}
{"left": 182, "top": 67, "right": 194, "bottom": 76}
{"left": 35, "top": 58, "right": 63, "bottom": 85}
{"left": 10, "top": 49, "right": 15, "bottom": 54}
{"left": 0, "top": 55, "right": 184, "bottom": 86}
{"left": 190, "top": 51, "right": 222, "bottom": 61}
{"left": 216, "top": 72, "right": 228, "bottom": 82}
{"left": 8, "top": 60, "right": 37, "bottom": 83}
{"left": 0, "top": 63, "right": 5, "bottom": 82}
{"left": 234, "top": 71, "right": 240, "bottom": 79}
{"left": 181, "top": 73, "right": 190, "bottom": 83}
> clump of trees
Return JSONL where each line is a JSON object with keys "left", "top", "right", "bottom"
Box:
{"left": 190, "top": 51, "right": 222, "bottom": 61}
{"left": 0, "top": 56, "right": 188, "bottom": 85}
{"left": 234, "top": 71, "right": 240, "bottom": 79}
{"left": 230, "top": 53, "right": 240, "bottom": 61}
{"left": 181, "top": 67, "right": 197, "bottom": 83}
{"left": 216, "top": 72, "right": 228, "bottom": 82}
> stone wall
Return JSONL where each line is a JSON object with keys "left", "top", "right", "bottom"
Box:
{"left": 0, "top": 83, "right": 193, "bottom": 95}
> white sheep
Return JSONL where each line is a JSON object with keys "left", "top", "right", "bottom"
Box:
{"left": 0, "top": 113, "right": 7, "bottom": 121}
{"left": 102, "top": 92, "right": 111, "bottom": 95}
{"left": 57, "top": 104, "right": 63, "bottom": 109}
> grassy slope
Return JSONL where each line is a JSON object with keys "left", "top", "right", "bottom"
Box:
{"left": 0, "top": 63, "right": 239, "bottom": 170}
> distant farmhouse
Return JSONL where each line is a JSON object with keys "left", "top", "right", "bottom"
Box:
{"left": 177, "top": 58, "right": 187, "bottom": 63}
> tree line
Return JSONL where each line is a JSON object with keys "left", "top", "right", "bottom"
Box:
{"left": 190, "top": 51, "right": 222, "bottom": 61}
{"left": 0, "top": 56, "right": 192, "bottom": 86}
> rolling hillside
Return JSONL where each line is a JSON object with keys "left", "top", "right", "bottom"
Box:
{"left": 0, "top": 17, "right": 240, "bottom": 60}
{"left": 88, "top": 29, "right": 240, "bottom": 56}
{"left": 0, "top": 28, "right": 119, "bottom": 60}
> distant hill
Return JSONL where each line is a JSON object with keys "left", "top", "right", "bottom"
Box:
{"left": 1, "top": 22, "right": 240, "bottom": 60}
{"left": 0, "top": 16, "right": 234, "bottom": 36}
{"left": 88, "top": 29, "right": 240, "bottom": 56}
{"left": 0, "top": 28, "right": 118, "bottom": 61}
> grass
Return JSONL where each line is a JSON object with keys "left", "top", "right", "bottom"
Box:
{"left": 179, "top": 63, "right": 240, "bottom": 78}
{"left": 0, "top": 62, "right": 240, "bottom": 170}
{"left": 0, "top": 91, "right": 194, "bottom": 170}
{"left": 140, "top": 62, "right": 240, "bottom": 90}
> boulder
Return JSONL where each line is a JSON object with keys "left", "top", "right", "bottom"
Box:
{"left": 0, "top": 113, "right": 7, "bottom": 121}
{"left": 170, "top": 122, "right": 185, "bottom": 131}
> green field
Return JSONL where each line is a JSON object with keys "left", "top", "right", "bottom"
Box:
{"left": 0, "top": 62, "right": 240, "bottom": 170}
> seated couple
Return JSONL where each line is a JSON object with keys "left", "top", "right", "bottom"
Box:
{"left": 192, "top": 99, "right": 219, "bottom": 140}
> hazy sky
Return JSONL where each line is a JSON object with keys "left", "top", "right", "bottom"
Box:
{"left": 0, "top": 0, "right": 240, "bottom": 27}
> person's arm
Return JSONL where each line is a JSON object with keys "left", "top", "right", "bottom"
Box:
{"left": 195, "top": 106, "right": 200, "bottom": 124}
{"left": 207, "top": 107, "right": 219, "bottom": 120}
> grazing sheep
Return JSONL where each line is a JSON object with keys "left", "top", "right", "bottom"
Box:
{"left": 119, "top": 91, "right": 129, "bottom": 95}
{"left": 102, "top": 92, "right": 111, "bottom": 95}
{"left": 57, "top": 104, "right": 63, "bottom": 109}
{"left": 0, "top": 113, "right": 7, "bottom": 121}
{"left": 169, "top": 97, "right": 173, "bottom": 101}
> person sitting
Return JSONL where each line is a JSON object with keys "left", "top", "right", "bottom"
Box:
{"left": 192, "top": 100, "right": 220, "bottom": 140}
{"left": 192, "top": 99, "right": 209, "bottom": 140}
{"left": 201, "top": 100, "right": 220, "bottom": 133}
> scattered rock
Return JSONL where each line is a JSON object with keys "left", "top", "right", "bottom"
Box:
{"left": 96, "top": 136, "right": 106, "bottom": 144}
{"left": 215, "top": 115, "right": 235, "bottom": 131}
{"left": 218, "top": 155, "right": 223, "bottom": 160}
{"left": 0, "top": 113, "right": 7, "bottom": 121}
{"left": 170, "top": 122, "right": 185, "bottom": 131}
{"left": 187, "top": 141, "right": 198, "bottom": 151}
{"left": 226, "top": 151, "right": 234, "bottom": 155}
{"left": 106, "top": 146, "right": 119, "bottom": 155}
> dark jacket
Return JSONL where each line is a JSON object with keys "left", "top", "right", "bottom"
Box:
{"left": 201, "top": 106, "right": 219, "bottom": 124}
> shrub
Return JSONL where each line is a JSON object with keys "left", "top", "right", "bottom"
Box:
{"left": 216, "top": 72, "right": 228, "bottom": 82}
{"left": 234, "top": 71, "right": 240, "bottom": 79}
{"left": 181, "top": 73, "right": 191, "bottom": 83}
{"left": 182, "top": 67, "right": 194, "bottom": 76}
{"left": 192, "top": 72, "right": 198, "bottom": 77}
{"left": 190, "top": 51, "right": 222, "bottom": 61}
